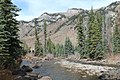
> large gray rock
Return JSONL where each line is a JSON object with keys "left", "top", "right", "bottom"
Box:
{"left": 38, "top": 76, "right": 52, "bottom": 80}
{"left": 32, "top": 63, "right": 42, "bottom": 69}
{"left": 27, "top": 73, "right": 38, "bottom": 78}
{"left": 43, "top": 54, "right": 54, "bottom": 61}
{"left": 98, "top": 69, "right": 120, "bottom": 80}
{"left": 13, "top": 75, "right": 23, "bottom": 80}
{"left": 12, "top": 69, "right": 26, "bottom": 76}
{"left": 21, "top": 65, "right": 33, "bottom": 72}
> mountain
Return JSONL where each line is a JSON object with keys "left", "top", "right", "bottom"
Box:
{"left": 18, "top": 1, "right": 120, "bottom": 49}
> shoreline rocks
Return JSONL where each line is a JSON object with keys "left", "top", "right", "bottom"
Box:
{"left": 21, "top": 65, "right": 33, "bottom": 72}
{"left": 12, "top": 69, "right": 27, "bottom": 76}
{"left": 60, "top": 60, "right": 118, "bottom": 78}
{"left": 38, "top": 76, "right": 52, "bottom": 80}
{"left": 32, "top": 64, "right": 41, "bottom": 69}
{"left": 98, "top": 69, "right": 120, "bottom": 80}
{"left": 60, "top": 60, "right": 120, "bottom": 79}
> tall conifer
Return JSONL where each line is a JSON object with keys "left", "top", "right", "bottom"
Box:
{"left": 0, "top": 0, "right": 22, "bottom": 68}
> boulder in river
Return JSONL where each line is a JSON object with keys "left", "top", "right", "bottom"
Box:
{"left": 13, "top": 75, "right": 23, "bottom": 80}
{"left": 38, "top": 74, "right": 43, "bottom": 79}
{"left": 27, "top": 73, "right": 38, "bottom": 77}
{"left": 98, "top": 69, "right": 120, "bottom": 80}
{"left": 32, "top": 64, "right": 42, "bottom": 69}
{"left": 21, "top": 65, "right": 33, "bottom": 72}
{"left": 43, "top": 54, "right": 54, "bottom": 61}
{"left": 24, "top": 75, "right": 37, "bottom": 80}
{"left": 12, "top": 69, "right": 26, "bottom": 76}
{"left": 38, "top": 76, "right": 52, "bottom": 80}
{"left": 27, "top": 73, "right": 43, "bottom": 79}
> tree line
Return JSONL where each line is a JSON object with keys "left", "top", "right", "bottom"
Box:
{"left": 76, "top": 8, "right": 120, "bottom": 60}
{"left": 34, "top": 19, "right": 75, "bottom": 57}
{"left": 34, "top": 8, "right": 120, "bottom": 60}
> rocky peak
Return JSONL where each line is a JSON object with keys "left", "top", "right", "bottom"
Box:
{"left": 104, "top": 1, "right": 120, "bottom": 12}
{"left": 66, "top": 8, "right": 85, "bottom": 16}
{"left": 37, "top": 12, "right": 66, "bottom": 23}
{"left": 67, "top": 8, "right": 84, "bottom": 13}
{"left": 19, "top": 20, "right": 29, "bottom": 25}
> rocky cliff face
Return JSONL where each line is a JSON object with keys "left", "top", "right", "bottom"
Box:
{"left": 18, "top": 1, "right": 120, "bottom": 49}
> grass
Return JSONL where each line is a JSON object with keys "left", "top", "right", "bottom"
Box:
{"left": 106, "top": 53, "right": 120, "bottom": 64}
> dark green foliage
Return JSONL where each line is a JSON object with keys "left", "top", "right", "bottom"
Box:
{"left": 102, "top": 12, "right": 108, "bottom": 54}
{"left": 113, "top": 25, "right": 120, "bottom": 54}
{"left": 47, "top": 38, "right": 55, "bottom": 54}
{"left": 55, "top": 44, "right": 64, "bottom": 57}
{"left": 76, "top": 14, "right": 86, "bottom": 58}
{"left": 87, "top": 8, "right": 103, "bottom": 59}
{"left": 55, "top": 44, "right": 60, "bottom": 57}
{"left": 21, "top": 41, "right": 29, "bottom": 56}
{"left": 47, "top": 38, "right": 52, "bottom": 53}
{"left": 51, "top": 43, "right": 56, "bottom": 55}
{"left": 34, "top": 19, "right": 43, "bottom": 56}
{"left": 59, "top": 44, "right": 65, "bottom": 57}
{"left": 46, "top": 38, "right": 65, "bottom": 57}
{"left": 44, "top": 20, "right": 47, "bottom": 55}
{"left": 55, "top": 43, "right": 64, "bottom": 57}
{"left": 64, "top": 37, "right": 74, "bottom": 57}
{"left": 35, "top": 41, "right": 43, "bottom": 56}
{"left": 0, "top": 0, "right": 22, "bottom": 69}
{"left": 95, "top": 11, "right": 104, "bottom": 59}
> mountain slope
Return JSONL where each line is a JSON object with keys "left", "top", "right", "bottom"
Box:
{"left": 18, "top": 1, "right": 120, "bottom": 49}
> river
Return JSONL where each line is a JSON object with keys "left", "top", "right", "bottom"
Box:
{"left": 21, "top": 59, "right": 98, "bottom": 80}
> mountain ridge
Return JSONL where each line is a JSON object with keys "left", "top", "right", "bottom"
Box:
{"left": 18, "top": 1, "right": 120, "bottom": 49}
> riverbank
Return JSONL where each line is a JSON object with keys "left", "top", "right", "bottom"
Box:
{"left": 59, "top": 59, "right": 120, "bottom": 79}
{"left": 60, "top": 60, "right": 115, "bottom": 76}
{"left": 19, "top": 59, "right": 98, "bottom": 80}
{"left": 21, "top": 53, "right": 120, "bottom": 80}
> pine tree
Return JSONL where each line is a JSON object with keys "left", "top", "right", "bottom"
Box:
{"left": 87, "top": 8, "right": 95, "bottom": 59}
{"left": 47, "top": 38, "right": 54, "bottom": 54}
{"left": 102, "top": 12, "right": 106, "bottom": 53}
{"left": 55, "top": 44, "right": 60, "bottom": 57}
{"left": 95, "top": 11, "right": 104, "bottom": 59}
{"left": 76, "top": 14, "right": 85, "bottom": 58}
{"left": 113, "top": 11, "right": 120, "bottom": 54}
{"left": 34, "top": 19, "right": 43, "bottom": 56}
{"left": 21, "top": 41, "right": 29, "bottom": 56}
{"left": 55, "top": 44, "right": 65, "bottom": 57}
{"left": 59, "top": 44, "right": 65, "bottom": 57}
{"left": 51, "top": 41, "right": 56, "bottom": 55}
{"left": 44, "top": 20, "right": 47, "bottom": 55}
{"left": 64, "top": 37, "right": 74, "bottom": 57}
{"left": 47, "top": 38, "right": 51, "bottom": 53}
{"left": 113, "top": 25, "right": 120, "bottom": 54}
{"left": 87, "top": 8, "right": 103, "bottom": 59}
{"left": 0, "top": 0, "right": 22, "bottom": 69}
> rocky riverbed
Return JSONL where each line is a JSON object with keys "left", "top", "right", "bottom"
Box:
{"left": 16, "top": 53, "right": 120, "bottom": 80}
{"left": 60, "top": 59, "right": 120, "bottom": 80}
{"left": 60, "top": 60, "right": 115, "bottom": 76}
{"left": 16, "top": 59, "right": 99, "bottom": 80}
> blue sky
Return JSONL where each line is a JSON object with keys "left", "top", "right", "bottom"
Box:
{"left": 12, "top": 0, "right": 120, "bottom": 21}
